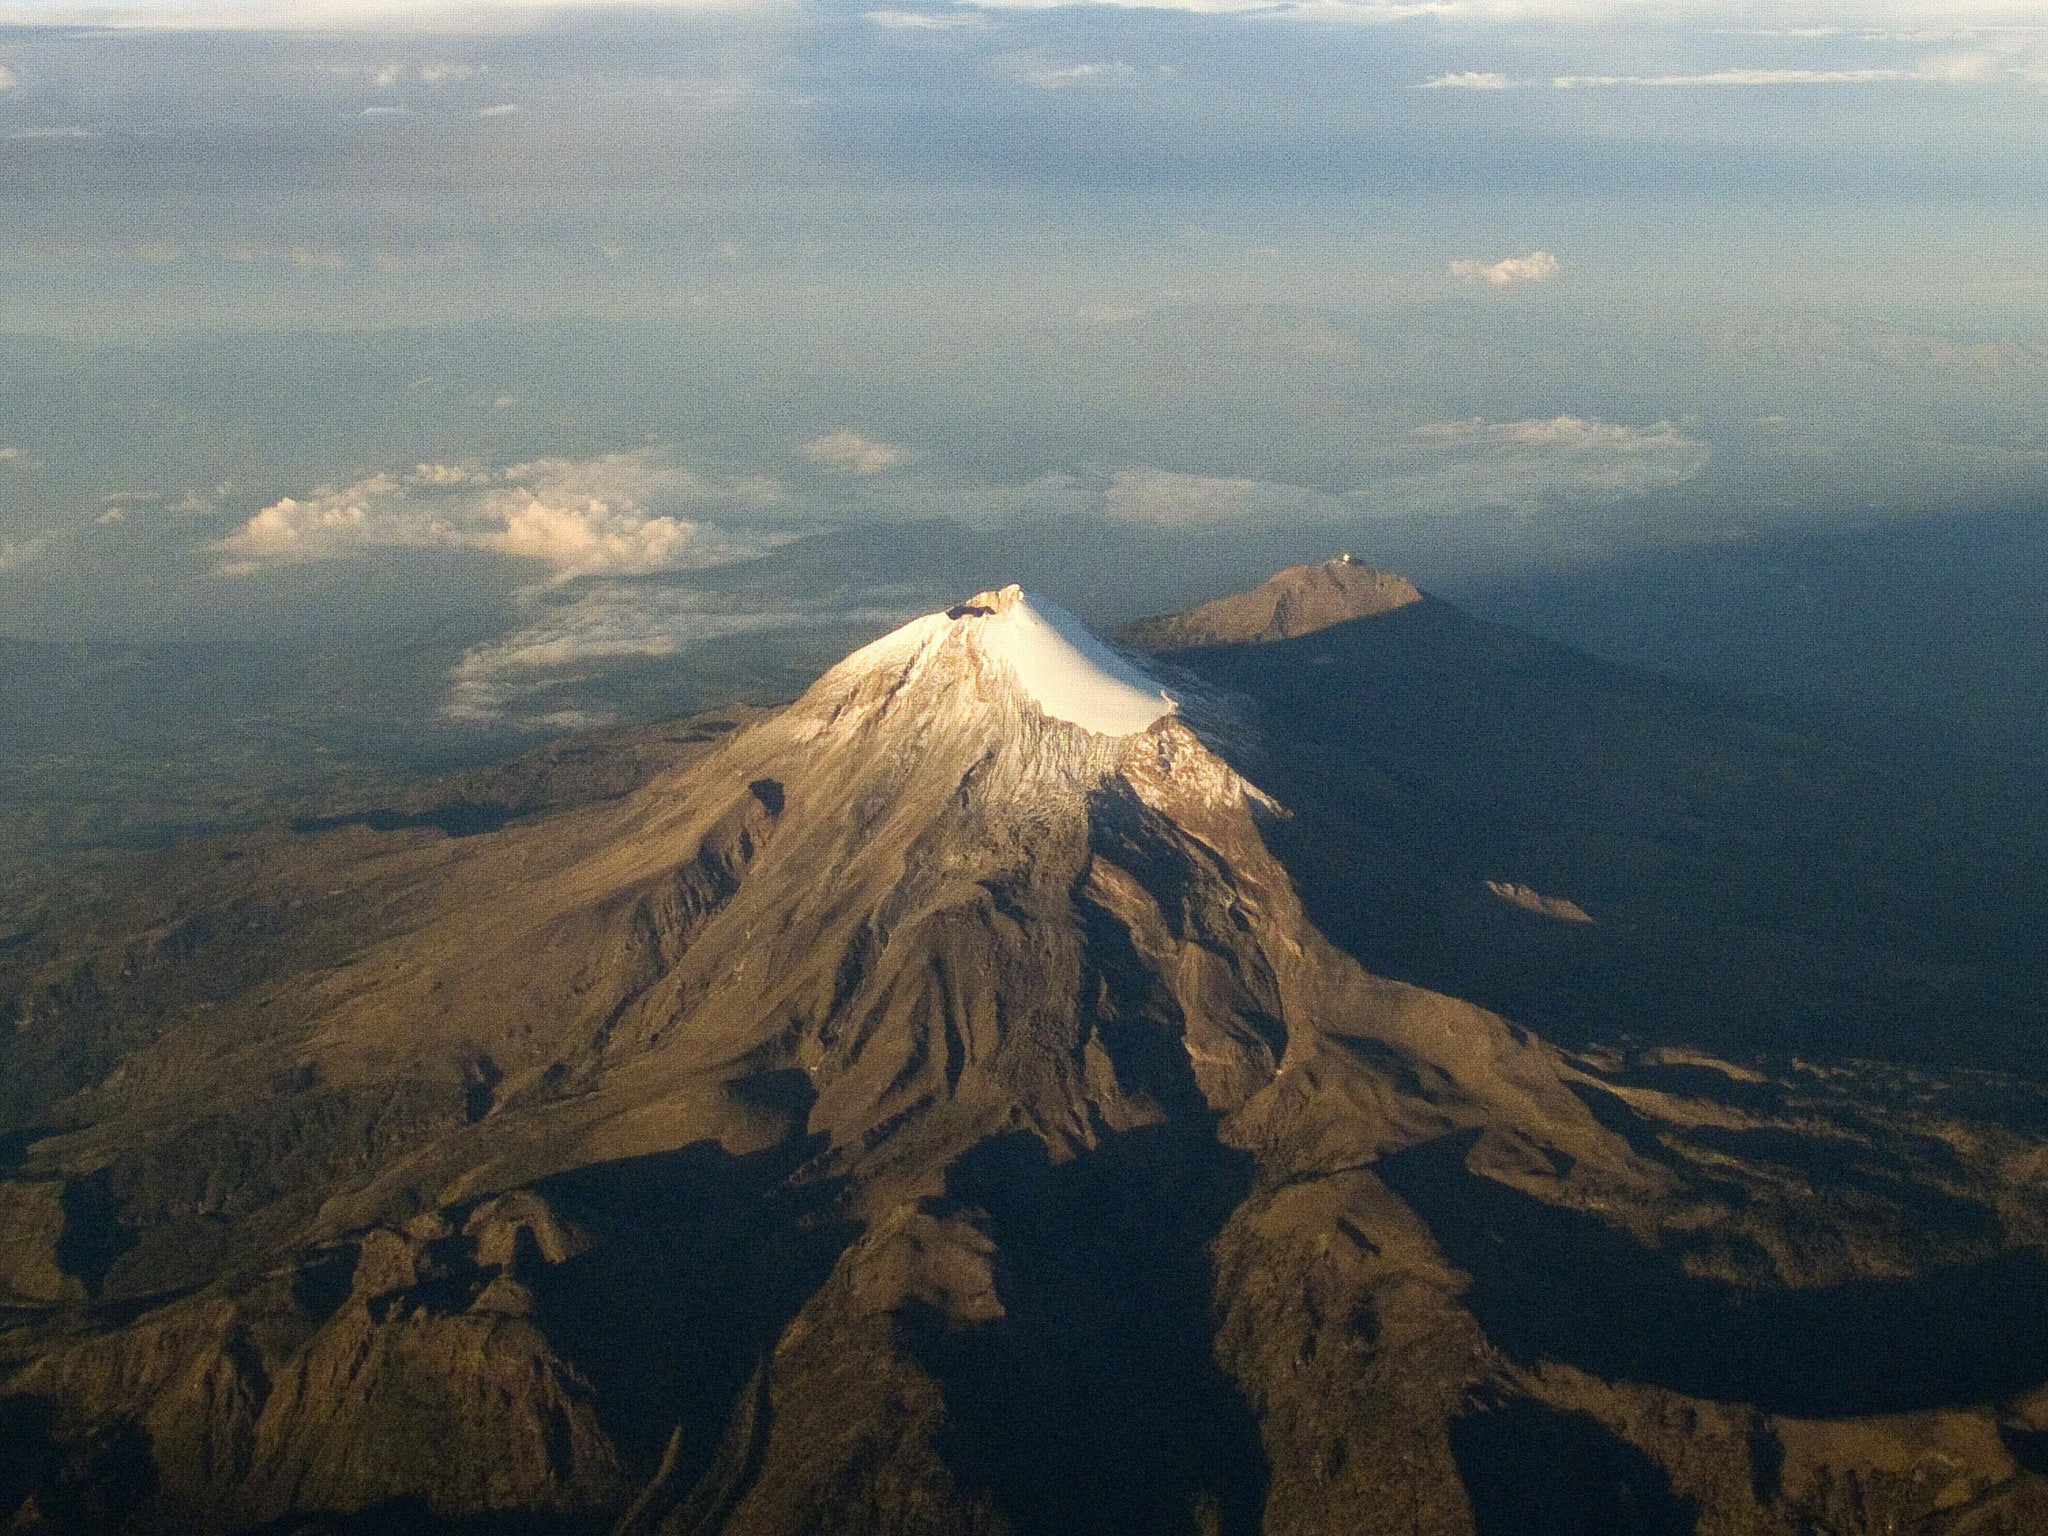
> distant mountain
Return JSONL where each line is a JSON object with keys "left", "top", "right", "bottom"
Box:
{"left": 3, "top": 577, "right": 2048, "bottom": 1535}
{"left": 1123, "top": 555, "right": 1421, "bottom": 649}
{"left": 1127, "top": 558, "right": 2048, "bottom": 1074}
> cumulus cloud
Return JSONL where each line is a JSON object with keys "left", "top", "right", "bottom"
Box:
{"left": 800, "top": 431, "right": 907, "bottom": 475}
{"left": 217, "top": 447, "right": 781, "bottom": 579}
{"left": 1450, "top": 250, "right": 1561, "bottom": 285}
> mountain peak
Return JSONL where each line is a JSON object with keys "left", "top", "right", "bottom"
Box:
{"left": 823, "top": 585, "right": 1177, "bottom": 739}
{"left": 1124, "top": 554, "right": 1423, "bottom": 651}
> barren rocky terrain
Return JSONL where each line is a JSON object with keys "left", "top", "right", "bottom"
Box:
{"left": 4, "top": 567, "right": 2046, "bottom": 1535}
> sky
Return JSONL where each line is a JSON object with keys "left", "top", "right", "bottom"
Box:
{"left": 1, "top": 0, "right": 2045, "bottom": 724}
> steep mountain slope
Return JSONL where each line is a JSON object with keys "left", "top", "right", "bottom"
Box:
{"left": 3, "top": 581, "right": 2048, "bottom": 1535}
{"left": 1127, "top": 558, "right": 2048, "bottom": 1074}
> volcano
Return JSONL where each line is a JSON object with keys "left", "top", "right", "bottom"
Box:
{"left": 4, "top": 572, "right": 2048, "bottom": 1535}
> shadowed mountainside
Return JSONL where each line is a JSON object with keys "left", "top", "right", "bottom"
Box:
{"left": 1126, "top": 558, "right": 2048, "bottom": 1073}
{"left": 2, "top": 575, "right": 2047, "bottom": 1535}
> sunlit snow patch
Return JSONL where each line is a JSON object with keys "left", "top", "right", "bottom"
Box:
{"left": 970, "top": 584, "right": 1176, "bottom": 736}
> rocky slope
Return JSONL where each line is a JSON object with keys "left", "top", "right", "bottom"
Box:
{"left": 1123, "top": 555, "right": 1421, "bottom": 650}
{"left": 3, "top": 580, "right": 2048, "bottom": 1534}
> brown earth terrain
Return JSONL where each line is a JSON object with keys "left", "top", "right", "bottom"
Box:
{"left": 3, "top": 570, "right": 2047, "bottom": 1534}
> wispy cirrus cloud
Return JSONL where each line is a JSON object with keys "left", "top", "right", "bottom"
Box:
{"left": 217, "top": 447, "right": 782, "bottom": 578}
{"left": 444, "top": 585, "right": 916, "bottom": 724}
{"left": 1421, "top": 70, "right": 1515, "bottom": 89}
{"left": 1393, "top": 414, "right": 1709, "bottom": 509}
{"left": 1450, "top": 250, "right": 1560, "bottom": 285}
{"left": 12, "top": 0, "right": 2048, "bottom": 26}
{"left": 1553, "top": 67, "right": 1916, "bottom": 86}
{"left": 1425, "top": 35, "right": 2048, "bottom": 91}
{"left": 0, "top": 537, "right": 45, "bottom": 572}
{"left": 800, "top": 431, "right": 907, "bottom": 474}
{"left": 1102, "top": 468, "right": 1341, "bottom": 527}
{"left": 865, "top": 8, "right": 985, "bottom": 25}
{"left": 993, "top": 51, "right": 1138, "bottom": 89}
{"left": 1097, "top": 415, "right": 1708, "bottom": 527}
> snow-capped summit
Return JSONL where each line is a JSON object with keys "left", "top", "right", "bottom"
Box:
{"left": 810, "top": 583, "right": 1177, "bottom": 740}
{"left": 957, "top": 583, "right": 1176, "bottom": 736}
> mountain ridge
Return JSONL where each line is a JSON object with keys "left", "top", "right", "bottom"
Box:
{"left": 3, "top": 571, "right": 2047, "bottom": 1535}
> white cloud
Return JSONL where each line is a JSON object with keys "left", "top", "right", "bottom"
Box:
{"left": 995, "top": 51, "right": 1138, "bottom": 89}
{"left": 0, "top": 65, "right": 17, "bottom": 91}
{"left": 0, "top": 0, "right": 786, "bottom": 29}
{"left": 1421, "top": 70, "right": 1517, "bottom": 88}
{"left": 1386, "top": 414, "right": 1710, "bottom": 510}
{"left": 1553, "top": 68, "right": 1914, "bottom": 86}
{"left": 11, "top": 0, "right": 2048, "bottom": 28}
{"left": 478, "top": 102, "right": 523, "bottom": 117}
{"left": 865, "top": 8, "right": 985, "bottom": 25}
{"left": 800, "top": 430, "right": 906, "bottom": 475}
{"left": 0, "top": 447, "right": 22, "bottom": 463}
{"left": 216, "top": 446, "right": 782, "bottom": 579}
{"left": 444, "top": 585, "right": 916, "bottom": 724}
{"left": 1102, "top": 468, "right": 1339, "bottom": 527}
{"left": 219, "top": 241, "right": 350, "bottom": 270}
{"left": 0, "top": 537, "right": 44, "bottom": 572}
{"left": 1450, "top": 250, "right": 1561, "bottom": 286}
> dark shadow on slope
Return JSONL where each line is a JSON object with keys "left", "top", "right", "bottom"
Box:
{"left": 0, "top": 1394, "right": 156, "bottom": 1536}
{"left": 291, "top": 802, "right": 514, "bottom": 839}
{"left": 906, "top": 1122, "right": 1267, "bottom": 1536}
{"left": 527, "top": 1134, "right": 858, "bottom": 1492}
{"left": 1452, "top": 1397, "right": 1697, "bottom": 1536}
{"left": 1161, "top": 599, "right": 2048, "bottom": 1076}
{"left": 1381, "top": 1131, "right": 2048, "bottom": 1417}
{"left": 54, "top": 1170, "right": 134, "bottom": 1299}
{"left": 242, "top": 1498, "right": 587, "bottom": 1536}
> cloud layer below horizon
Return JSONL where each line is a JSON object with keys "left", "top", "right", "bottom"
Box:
{"left": 0, "top": 0, "right": 2042, "bottom": 674}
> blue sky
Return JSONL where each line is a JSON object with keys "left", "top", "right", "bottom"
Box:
{"left": 1, "top": 0, "right": 2044, "bottom": 717}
